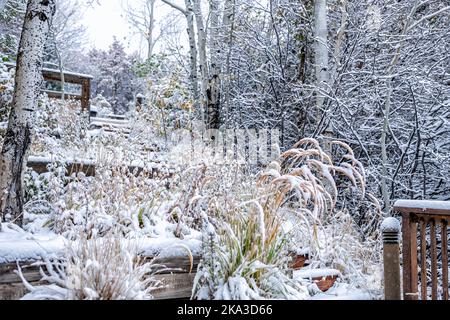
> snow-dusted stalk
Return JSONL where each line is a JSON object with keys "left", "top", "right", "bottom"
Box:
{"left": 0, "top": 0, "right": 56, "bottom": 228}
{"left": 52, "top": 29, "right": 65, "bottom": 101}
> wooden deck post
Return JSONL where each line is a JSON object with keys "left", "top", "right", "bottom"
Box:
{"left": 381, "top": 217, "right": 402, "bottom": 300}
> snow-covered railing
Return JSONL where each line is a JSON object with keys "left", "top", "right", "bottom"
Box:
{"left": 4, "top": 62, "right": 92, "bottom": 111}
{"left": 393, "top": 200, "right": 450, "bottom": 300}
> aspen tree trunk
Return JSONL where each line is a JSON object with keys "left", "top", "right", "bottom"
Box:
{"left": 221, "top": 0, "right": 235, "bottom": 123}
{"left": 206, "top": 0, "right": 221, "bottom": 129}
{"left": 314, "top": 0, "right": 329, "bottom": 123}
{"left": 192, "top": 0, "right": 208, "bottom": 121}
{"left": 147, "top": 0, "right": 155, "bottom": 59}
{"left": 184, "top": 0, "right": 200, "bottom": 113}
{"left": 0, "top": 0, "right": 56, "bottom": 228}
{"left": 161, "top": 0, "right": 200, "bottom": 113}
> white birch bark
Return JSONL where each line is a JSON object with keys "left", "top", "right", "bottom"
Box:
{"left": 161, "top": 0, "right": 200, "bottom": 112}
{"left": 192, "top": 0, "right": 208, "bottom": 120}
{"left": 221, "top": 0, "right": 234, "bottom": 122}
{"left": 314, "top": 0, "right": 329, "bottom": 123}
{"left": 184, "top": 0, "right": 200, "bottom": 111}
{"left": 0, "top": 0, "right": 56, "bottom": 227}
{"left": 206, "top": 0, "right": 221, "bottom": 129}
{"left": 147, "top": 0, "right": 155, "bottom": 59}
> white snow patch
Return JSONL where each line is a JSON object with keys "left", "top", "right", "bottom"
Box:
{"left": 0, "top": 224, "right": 65, "bottom": 264}
{"left": 380, "top": 217, "right": 400, "bottom": 232}
{"left": 394, "top": 200, "right": 450, "bottom": 211}
{"left": 294, "top": 268, "right": 341, "bottom": 280}
{"left": 0, "top": 224, "right": 201, "bottom": 264}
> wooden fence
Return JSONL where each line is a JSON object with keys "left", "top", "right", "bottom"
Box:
{"left": 390, "top": 200, "right": 450, "bottom": 300}
{"left": 4, "top": 62, "right": 92, "bottom": 111}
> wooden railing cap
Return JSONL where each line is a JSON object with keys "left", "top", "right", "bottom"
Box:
{"left": 394, "top": 199, "right": 450, "bottom": 215}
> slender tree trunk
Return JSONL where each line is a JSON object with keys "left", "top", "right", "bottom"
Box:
{"left": 0, "top": 0, "right": 56, "bottom": 228}
{"left": 206, "top": 0, "right": 221, "bottom": 129}
{"left": 184, "top": 0, "right": 200, "bottom": 116}
{"left": 314, "top": 0, "right": 329, "bottom": 124}
{"left": 192, "top": 0, "right": 208, "bottom": 121}
{"left": 221, "top": 0, "right": 235, "bottom": 124}
{"left": 161, "top": 0, "right": 200, "bottom": 116}
{"left": 147, "top": 0, "right": 155, "bottom": 59}
{"left": 52, "top": 31, "right": 65, "bottom": 101}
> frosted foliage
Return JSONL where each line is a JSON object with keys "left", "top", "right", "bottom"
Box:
{"left": 19, "top": 236, "right": 161, "bottom": 300}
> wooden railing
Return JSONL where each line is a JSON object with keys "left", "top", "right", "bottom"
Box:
{"left": 393, "top": 200, "right": 450, "bottom": 300}
{"left": 4, "top": 62, "right": 92, "bottom": 111}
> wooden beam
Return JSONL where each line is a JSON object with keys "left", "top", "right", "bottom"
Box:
{"left": 81, "top": 78, "right": 90, "bottom": 111}
{"left": 27, "top": 158, "right": 175, "bottom": 179}
{"left": 0, "top": 274, "right": 196, "bottom": 300}
{"left": 43, "top": 90, "right": 82, "bottom": 101}
{"left": 0, "top": 255, "right": 200, "bottom": 300}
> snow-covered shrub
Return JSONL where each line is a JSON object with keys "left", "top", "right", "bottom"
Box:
{"left": 144, "top": 65, "right": 193, "bottom": 137}
{"left": 31, "top": 96, "right": 90, "bottom": 157}
{"left": 258, "top": 138, "right": 383, "bottom": 293}
{"left": 41, "top": 165, "right": 170, "bottom": 239}
{"left": 192, "top": 138, "right": 383, "bottom": 299}
{"left": 167, "top": 141, "right": 309, "bottom": 299}
{"left": 193, "top": 201, "right": 310, "bottom": 300}
{"left": 91, "top": 94, "right": 113, "bottom": 116}
{"left": 19, "top": 234, "right": 161, "bottom": 300}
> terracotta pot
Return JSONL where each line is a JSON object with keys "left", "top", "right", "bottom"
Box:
{"left": 313, "top": 275, "right": 338, "bottom": 292}
{"left": 288, "top": 253, "right": 309, "bottom": 270}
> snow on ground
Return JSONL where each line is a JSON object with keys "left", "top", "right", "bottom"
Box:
{"left": 310, "top": 283, "right": 376, "bottom": 300}
{"left": 0, "top": 222, "right": 201, "bottom": 264}
{"left": 0, "top": 224, "right": 64, "bottom": 264}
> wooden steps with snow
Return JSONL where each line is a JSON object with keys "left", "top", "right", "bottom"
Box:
{"left": 89, "top": 115, "right": 131, "bottom": 135}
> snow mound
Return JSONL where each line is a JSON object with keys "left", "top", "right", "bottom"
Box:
{"left": 380, "top": 217, "right": 400, "bottom": 232}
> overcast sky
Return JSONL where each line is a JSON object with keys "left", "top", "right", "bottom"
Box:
{"left": 80, "top": 0, "right": 177, "bottom": 56}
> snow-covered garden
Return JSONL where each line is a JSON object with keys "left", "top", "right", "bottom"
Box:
{"left": 0, "top": 0, "right": 449, "bottom": 301}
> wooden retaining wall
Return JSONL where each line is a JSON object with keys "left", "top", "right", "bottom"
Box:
{"left": 27, "top": 158, "right": 175, "bottom": 179}
{"left": 0, "top": 255, "right": 200, "bottom": 300}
